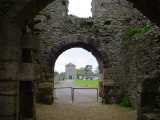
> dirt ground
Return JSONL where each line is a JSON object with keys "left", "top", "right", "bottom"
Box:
{"left": 36, "top": 81, "right": 137, "bottom": 120}
{"left": 36, "top": 103, "right": 137, "bottom": 120}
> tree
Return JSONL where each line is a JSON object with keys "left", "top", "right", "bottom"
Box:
{"left": 76, "top": 67, "right": 85, "bottom": 79}
{"left": 94, "top": 67, "right": 99, "bottom": 76}
{"left": 84, "top": 65, "right": 93, "bottom": 77}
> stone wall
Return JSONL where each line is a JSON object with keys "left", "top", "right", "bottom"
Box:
{"left": 32, "top": 0, "right": 154, "bottom": 107}
{"left": 121, "top": 21, "right": 160, "bottom": 118}
{"left": 33, "top": 0, "right": 160, "bottom": 110}
{"left": 92, "top": 0, "right": 160, "bottom": 110}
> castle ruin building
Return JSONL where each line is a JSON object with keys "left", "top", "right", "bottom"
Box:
{"left": 65, "top": 63, "right": 76, "bottom": 80}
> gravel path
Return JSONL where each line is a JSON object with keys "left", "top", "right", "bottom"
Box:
{"left": 54, "top": 80, "right": 98, "bottom": 104}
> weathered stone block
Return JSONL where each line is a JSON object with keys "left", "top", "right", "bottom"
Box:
{"left": 36, "top": 82, "right": 54, "bottom": 104}
{"left": 0, "top": 62, "right": 19, "bottom": 80}
{"left": 0, "top": 96, "right": 16, "bottom": 116}
{"left": 19, "top": 63, "right": 39, "bottom": 81}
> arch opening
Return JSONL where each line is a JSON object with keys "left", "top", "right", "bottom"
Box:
{"left": 50, "top": 42, "right": 106, "bottom": 73}
{"left": 51, "top": 43, "right": 105, "bottom": 104}
{"left": 55, "top": 48, "right": 99, "bottom": 81}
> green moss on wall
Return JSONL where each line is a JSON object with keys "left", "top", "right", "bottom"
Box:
{"left": 122, "top": 24, "right": 152, "bottom": 48}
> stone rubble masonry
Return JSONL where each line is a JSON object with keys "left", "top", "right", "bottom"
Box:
{"left": 30, "top": 0, "right": 156, "bottom": 108}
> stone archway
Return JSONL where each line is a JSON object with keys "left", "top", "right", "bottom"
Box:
{"left": 39, "top": 37, "right": 120, "bottom": 104}
{"left": 51, "top": 42, "right": 106, "bottom": 86}
{"left": 51, "top": 43, "right": 104, "bottom": 104}
{"left": 37, "top": 40, "right": 110, "bottom": 106}
{"left": 50, "top": 42, "right": 107, "bottom": 74}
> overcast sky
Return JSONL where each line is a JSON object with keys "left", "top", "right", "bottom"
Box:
{"left": 68, "top": 0, "right": 92, "bottom": 18}
{"left": 55, "top": 48, "right": 98, "bottom": 73}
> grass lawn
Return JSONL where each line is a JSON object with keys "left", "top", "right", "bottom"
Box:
{"left": 74, "top": 80, "right": 99, "bottom": 88}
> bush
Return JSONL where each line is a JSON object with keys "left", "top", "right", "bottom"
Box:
{"left": 119, "top": 96, "right": 130, "bottom": 108}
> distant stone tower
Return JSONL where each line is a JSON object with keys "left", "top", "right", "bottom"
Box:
{"left": 65, "top": 63, "right": 76, "bottom": 80}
